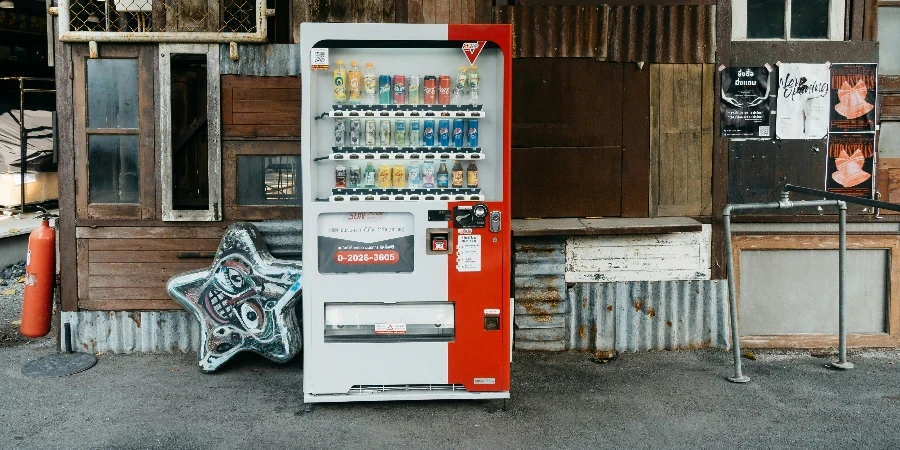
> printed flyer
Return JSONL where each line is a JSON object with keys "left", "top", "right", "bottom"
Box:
{"left": 826, "top": 133, "right": 875, "bottom": 198}
{"left": 776, "top": 63, "right": 830, "bottom": 140}
{"left": 720, "top": 67, "right": 772, "bottom": 138}
{"left": 830, "top": 63, "right": 878, "bottom": 133}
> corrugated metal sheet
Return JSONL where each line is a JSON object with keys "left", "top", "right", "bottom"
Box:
{"left": 493, "top": 4, "right": 714, "bottom": 63}
{"left": 513, "top": 237, "right": 567, "bottom": 351}
{"left": 61, "top": 311, "right": 201, "bottom": 354}
{"left": 253, "top": 220, "right": 302, "bottom": 260}
{"left": 219, "top": 44, "right": 302, "bottom": 76}
{"left": 606, "top": 5, "right": 715, "bottom": 64}
{"left": 494, "top": 5, "right": 607, "bottom": 58}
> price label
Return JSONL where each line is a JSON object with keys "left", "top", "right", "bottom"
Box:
{"left": 334, "top": 250, "right": 400, "bottom": 265}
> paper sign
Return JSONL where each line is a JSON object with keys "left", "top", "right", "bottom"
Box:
{"left": 456, "top": 234, "right": 481, "bottom": 272}
{"left": 311, "top": 48, "right": 329, "bottom": 70}
{"left": 776, "top": 63, "right": 830, "bottom": 139}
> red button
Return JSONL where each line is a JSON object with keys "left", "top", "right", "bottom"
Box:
{"left": 432, "top": 239, "right": 447, "bottom": 251}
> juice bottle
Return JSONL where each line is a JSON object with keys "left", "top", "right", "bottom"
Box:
{"left": 377, "top": 164, "right": 392, "bottom": 188}
{"left": 450, "top": 67, "right": 467, "bottom": 104}
{"left": 437, "top": 161, "right": 449, "bottom": 188}
{"left": 451, "top": 161, "right": 464, "bottom": 188}
{"left": 363, "top": 63, "right": 377, "bottom": 105}
{"left": 333, "top": 60, "right": 347, "bottom": 105}
{"left": 364, "top": 162, "right": 376, "bottom": 187}
{"left": 468, "top": 65, "right": 479, "bottom": 105}
{"left": 466, "top": 161, "right": 478, "bottom": 188}
{"left": 348, "top": 61, "right": 362, "bottom": 105}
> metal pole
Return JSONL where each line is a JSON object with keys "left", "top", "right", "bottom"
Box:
{"left": 723, "top": 205, "right": 750, "bottom": 383}
{"left": 19, "top": 77, "right": 26, "bottom": 215}
{"left": 827, "top": 201, "right": 854, "bottom": 370}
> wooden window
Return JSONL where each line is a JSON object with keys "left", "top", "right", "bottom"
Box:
{"left": 158, "top": 44, "right": 222, "bottom": 221}
{"left": 73, "top": 45, "right": 155, "bottom": 220}
{"left": 732, "top": 0, "right": 846, "bottom": 40}
{"left": 224, "top": 141, "right": 301, "bottom": 220}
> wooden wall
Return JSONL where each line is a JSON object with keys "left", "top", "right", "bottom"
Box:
{"left": 222, "top": 76, "right": 301, "bottom": 139}
{"left": 650, "top": 64, "right": 714, "bottom": 217}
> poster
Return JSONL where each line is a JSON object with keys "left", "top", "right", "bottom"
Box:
{"left": 317, "top": 212, "right": 415, "bottom": 274}
{"left": 720, "top": 67, "right": 772, "bottom": 138}
{"left": 830, "top": 63, "right": 878, "bottom": 133}
{"left": 776, "top": 63, "right": 830, "bottom": 140}
{"left": 826, "top": 133, "right": 875, "bottom": 198}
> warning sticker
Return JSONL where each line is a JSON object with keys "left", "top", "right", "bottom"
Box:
{"left": 456, "top": 234, "right": 481, "bottom": 272}
{"left": 374, "top": 323, "right": 407, "bottom": 334}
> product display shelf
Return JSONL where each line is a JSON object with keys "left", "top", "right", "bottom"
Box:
{"left": 325, "top": 104, "right": 485, "bottom": 119}
{"left": 324, "top": 187, "right": 483, "bottom": 202}
{"left": 318, "top": 147, "right": 485, "bottom": 161}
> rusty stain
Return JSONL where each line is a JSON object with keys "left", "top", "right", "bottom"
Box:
{"left": 647, "top": 307, "right": 656, "bottom": 317}
{"left": 666, "top": 320, "right": 672, "bottom": 327}
{"left": 579, "top": 326, "right": 587, "bottom": 341}
{"left": 633, "top": 300, "right": 644, "bottom": 312}
{"left": 515, "top": 245, "right": 558, "bottom": 253}
{"left": 606, "top": 304, "right": 613, "bottom": 312}
{"left": 521, "top": 300, "right": 560, "bottom": 315}
{"left": 131, "top": 314, "right": 142, "bottom": 328}
{"left": 533, "top": 315, "right": 554, "bottom": 323}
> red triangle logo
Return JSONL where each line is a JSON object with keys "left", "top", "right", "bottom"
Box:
{"left": 462, "top": 41, "right": 487, "bottom": 65}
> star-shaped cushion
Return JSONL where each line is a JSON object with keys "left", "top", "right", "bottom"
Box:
{"left": 167, "top": 222, "right": 303, "bottom": 373}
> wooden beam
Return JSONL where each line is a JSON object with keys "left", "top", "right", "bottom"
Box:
{"left": 56, "top": 35, "right": 77, "bottom": 311}
{"left": 710, "top": 0, "right": 732, "bottom": 280}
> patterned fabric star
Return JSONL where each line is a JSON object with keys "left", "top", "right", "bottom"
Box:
{"left": 167, "top": 223, "right": 303, "bottom": 373}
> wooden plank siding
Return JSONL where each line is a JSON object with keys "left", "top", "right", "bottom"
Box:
{"left": 75, "top": 227, "right": 223, "bottom": 310}
{"left": 222, "top": 76, "right": 301, "bottom": 139}
{"left": 650, "top": 64, "right": 714, "bottom": 217}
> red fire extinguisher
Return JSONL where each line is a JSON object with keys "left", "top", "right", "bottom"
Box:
{"left": 20, "top": 213, "right": 56, "bottom": 338}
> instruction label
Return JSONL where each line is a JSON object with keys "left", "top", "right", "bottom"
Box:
{"left": 456, "top": 234, "right": 481, "bottom": 272}
{"left": 374, "top": 323, "right": 407, "bottom": 335}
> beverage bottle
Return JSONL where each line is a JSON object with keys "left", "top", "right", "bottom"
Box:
{"left": 408, "top": 75, "right": 421, "bottom": 105}
{"left": 407, "top": 163, "right": 420, "bottom": 188}
{"left": 333, "top": 60, "right": 347, "bottom": 105}
{"left": 364, "top": 162, "right": 377, "bottom": 187}
{"left": 394, "top": 120, "right": 406, "bottom": 146}
{"left": 379, "top": 75, "right": 392, "bottom": 105}
{"left": 348, "top": 165, "right": 361, "bottom": 188}
{"left": 423, "top": 76, "right": 437, "bottom": 104}
{"left": 334, "top": 119, "right": 346, "bottom": 146}
{"left": 363, "top": 63, "right": 377, "bottom": 105}
{"left": 451, "top": 161, "right": 464, "bottom": 188}
{"left": 348, "top": 119, "right": 361, "bottom": 146}
{"left": 422, "top": 161, "right": 435, "bottom": 188}
{"left": 450, "top": 67, "right": 467, "bottom": 104}
{"left": 377, "top": 164, "right": 392, "bottom": 188}
{"left": 468, "top": 65, "right": 479, "bottom": 105}
{"left": 348, "top": 61, "right": 362, "bottom": 105}
{"left": 335, "top": 165, "right": 347, "bottom": 188}
{"left": 392, "top": 165, "right": 406, "bottom": 188}
{"left": 437, "top": 161, "right": 449, "bottom": 188}
{"left": 466, "top": 161, "right": 478, "bottom": 188}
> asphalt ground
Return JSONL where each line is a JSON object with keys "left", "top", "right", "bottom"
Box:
{"left": 2, "top": 343, "right": 900, "bottom": 450}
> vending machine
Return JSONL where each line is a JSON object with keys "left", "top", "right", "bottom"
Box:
{"left": 300, "top": 23, "right": 511, "bottom": 403}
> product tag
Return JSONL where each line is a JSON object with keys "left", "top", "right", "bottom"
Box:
{"left": 311, "top": 48, "right": 329, "bottom": 70}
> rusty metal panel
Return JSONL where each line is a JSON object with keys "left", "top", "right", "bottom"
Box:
{"left": 610, "top": 280, "right": 729, "bottom": 352}
{"left": 253, "top": 219, "right": 302, "bottom": 259}
{"left": 61, "top": 311, "right": 202, "bottom": 353}
{"left": 219, "top": 44, "right": 302, "bottom": 76}
{"left": 606, "top": 4, "right": 715, "bottom": 63}
{"left": 494, "top": 5, "right": 607, "bottom": 58}
{"left": 567, "top": 283, "right": 615, "bottom": 352}
{"left": 513, "top": 236, "right": 567, "bottom": 351}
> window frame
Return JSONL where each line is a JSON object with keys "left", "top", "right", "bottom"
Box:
{"left": 223, "top": 140, "right": 301, "bottom": 221}
{"left": 73, "top": 44, "right": 155, "bottom": 220}
{"left": 158, "top": 43, "right": 222, "bottom": 221}
{"left": 732, "top": 0, "right": 846, "bottom": 41}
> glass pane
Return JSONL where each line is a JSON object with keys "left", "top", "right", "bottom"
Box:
{"left": 87, "top": 59, "right": 139, "bottom": 129}
{"left": 790, "top": 0, "right": 829, "bottom": 38}
{"left": 237, "top": 155, "right": 301, "bottom": 206}
{"left": 88, "top": 135, "right": 140, "bottom": 204}
{"left": 879, "top": 7, "right": 900, "bottom": 74}
{"left": 747, "top": 0, "right": 786, "bottom": 39}
{"left": 170, "top": 54, "right": 209, "bottom": 211}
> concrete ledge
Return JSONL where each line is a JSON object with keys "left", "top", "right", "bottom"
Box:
{"left": 512, "top": 217, "right": 703, "bottom": 237}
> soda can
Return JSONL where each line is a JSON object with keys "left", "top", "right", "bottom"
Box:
{"left": 409, "top": 120, "right": 421, "bottom": 146}
{"left": 467, "top": 119, "right": 479, "bottom": 147}
{"left": 392, "top": 75, "right": 406, "bottom": 105}
{"left": 378, "top": 75, "right": 392, "bottom": 105}
{"left": 378, "top": 120, "right": 391, "bottom": 146}
{"left": 438, "top": 119, "right": 450, "bottom": 146}
{"left": 452, "top": 119, "right": 464, "bottom": 147}
{"left": 407, "top": 163, "right": 420, "bottom": 188}
{"left": 335, "top": 165, "right": 347, "bottom": 188}
{"left": 364, "top": 119, "right": 376, "bottom": 146}
{"left": 423, "top": 120, "right": 435, "bottom": 146}
{"left": 348, "top": 165, "right": 361, "bottom": 188}
{"left": 438, "top": 75, "right": 452, "bottom": 105}
{"left": 423, "top": 76, "right": 437, "bottom": 105}
{"left": 349, "top": 119, "right": 361, "bottom": 146}
{"left": 422, "top": 161, "right": 435, "bottom": 188}
{"left": 334, "top": 119, "right": 346, "bottom": 146}
{"left": 392, "top": 165, "right": 406, "bottom": 187}
{"left": 377, "top": 164, "right": 392, "bottom": 188}
{"left": 394, "top": 120, "right": 407, "bottom": 146}
{"left": 407, "top": 75, "right": 421, "bottom": 105}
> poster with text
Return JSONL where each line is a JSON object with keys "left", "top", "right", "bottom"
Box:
{"left": 826, "top": 133, "right": 875, "bottom": 198}
{"left": 318, "top": 212, "right": 414, "bottom": 274}
{"left": 830, "top": 63, "right": 878, "bottom": 133}
{"left": 720, "top": 67, "right": 772, "bottom": 138}
{"left": 776, "top": 63, "right": 830, "bottom": 140}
